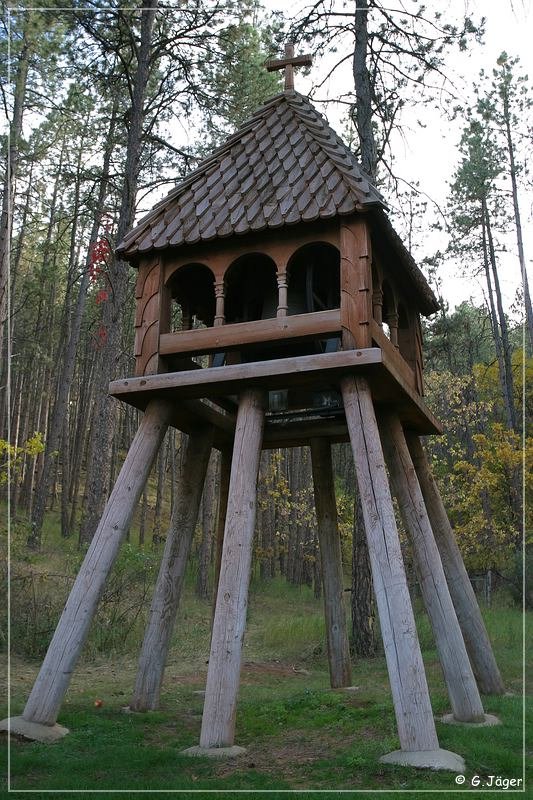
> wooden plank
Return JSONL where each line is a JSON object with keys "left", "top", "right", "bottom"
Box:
{"left": 110, "top": 348, "right": 383, "bottom": 400}
{"left": 341, "top": 375, "right": 439, "bottom": 752}
{"left": 405, "top": 433, "right": 505, "bottom": 696}
{"left": 22, "top": 399, "right": 172, "bottom": 727}
{"left": 200, "top": 390, "right": 265, "bottom": 748}
{"left": 159, "top": 309, "right": 342, "bottom": 357}
{"left": 379, "top": 413, "right": 485, "bottom": 722}
{"left": 130, "top": 426, "right": 213, "bottom": 711}
{"left": 310, "top": 439, "right": 352, "bottom": 688}
{"left": 340, "top": 217, "right": 372, "bottom": 349}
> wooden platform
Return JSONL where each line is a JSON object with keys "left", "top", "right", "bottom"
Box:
{"left": 109, "top": 346, "right": 442, "bottom": 449}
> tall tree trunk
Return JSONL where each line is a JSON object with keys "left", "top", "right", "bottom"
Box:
{"left": 502, "top": 86, "right": 533, "bottom": 351}
{"left": 483, "top": 200, "right": 517, "bottom": 431}
{"left": 79, "top": 0, "right": 159, "bottom": 545}
{"left": 29, "top": 109, "right": 117, "bottom": 548}
{"left": 0, "top": 12, "right": 32, "bottom": 365}
{"left": 351, "top": 490, "right": 376, "bottom": 656}
{"left": 353, "top": 0, "right": 376, "bottom": 179}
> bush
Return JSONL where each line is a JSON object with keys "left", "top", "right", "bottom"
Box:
{"left": 3, "top": 543, "right": 160, "bottom": 659}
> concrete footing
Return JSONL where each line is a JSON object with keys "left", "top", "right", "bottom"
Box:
{"left": 439, "top": 712, "right": 501, "bottom": 727}
{"left": 379, "top": 748, "right": 465, "bottom": 772}
{"left": 0, "top": 716, "right": 69, "bottom": 742}
{"left": 181, "top": 744, "right": 247, "bottom": 759}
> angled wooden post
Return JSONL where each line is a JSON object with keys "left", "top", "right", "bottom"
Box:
{"left": 130, "top": 425, "right": 214, "bottom": 711}
{"left": 310, "top": 439, "right": 352, "bottom": 688}
{"left": 340, "top": 376, "right": 463, "bottom": 769}
{"left": 211, "top": 448, "right": 232, "bottom": 622}
{"left": 195, "top": 389, "right": 265, "bottom": 752}
{"left": 405, "top": 433, "right": 505, "bottom": 696}
{"left": 378, "top": 413, "right": 486, "bottom": 723}
{"left": 21, "top": 399, "right": 172, "bottom": 729}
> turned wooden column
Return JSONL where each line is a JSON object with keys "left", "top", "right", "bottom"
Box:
{"left": 405, "top": 433, "right": 505, "bottom": 695}
{"left": 341, "top": 375, "right": 439, "bottom": 753}
{"left": 310, "top": 439, "right": 352, "bottom": 688}
{"left": 23, "top": 399, "right": 172, "bottom": 727}
{"left": 276, "top": 266, "right": 288, "bottom": 318}
{"left": 130, "top": 426, "right": 214, "bottom": 711}
{"left": 379, "top": 413, "right": 486, "bottom": 723}
{"left": 214, "top": 280, "right": 225, "bottom": 326}
{"left": 200, "top": 389, "right": 265, "bottom": 748}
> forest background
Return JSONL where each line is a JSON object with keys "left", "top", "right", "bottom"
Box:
{"left": 1, "top": 0, "right": 532, "bottom": 666}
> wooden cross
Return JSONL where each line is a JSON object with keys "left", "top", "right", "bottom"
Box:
{"left": 265, "top": 43, "right": 313, "bottom": 92}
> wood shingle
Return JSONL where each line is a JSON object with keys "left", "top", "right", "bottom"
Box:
{"left": 116, "top": 90, "right": 385, "bottom": 257}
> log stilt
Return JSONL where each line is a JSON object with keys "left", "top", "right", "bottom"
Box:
{"left": 405, "top": 433, "right": 505, "bottom": 696}
{"left": 340, "top": 376, "right": 440, "bottom": 754}
{"left": 310, "top": 439, "right": 352, "bottom": 688}
{"left": 378, "top": 413, "right": 485, "bottom": 723}
{"left": 21, "top": 399, "right": 172, "bottom": 728}
{"left": 211, "top": 448, "right": 232, "bottom": 622}
{"left": 198, "top": 389, "right": 265, "bottom": 749}
{"left": 130, "top": 426, "right": 214, "bottom": 711}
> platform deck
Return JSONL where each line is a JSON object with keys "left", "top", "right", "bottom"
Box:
{"left": 109, "top": 347, "right": 441, "bottom": 449}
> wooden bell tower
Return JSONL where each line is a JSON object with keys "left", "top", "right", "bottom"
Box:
{"left": 6, "top": 46, "right": 504, "bottom": 770}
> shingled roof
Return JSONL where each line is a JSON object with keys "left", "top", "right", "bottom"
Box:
{"left": 116, "top": 90, "right": 386, "bottom": 256}
{"left": 117, "top": 89, "right": 439, "bottom": 316}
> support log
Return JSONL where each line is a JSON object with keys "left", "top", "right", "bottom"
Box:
{"left": 211, "top": 448, "right": 232, "bottom": 621}
{"left": 340, "top": 376, "right": 439, "bottom": 753}
{"left": 405, "top": 433, "right": 505, "bottom": 696}
{"left": 199, "top": 389, "right": 265, "bottom": 749}
{"left": 22, "top": 399, "right": 172, "bottom": 727}
{"left": 130, "top": 425, "right": 213, "bottom": 711}
{"left": 310, "top": 439, "right": 352, "bottom": 688}
{"left": 379, "top": 413, "right": 485, "bottom": 722}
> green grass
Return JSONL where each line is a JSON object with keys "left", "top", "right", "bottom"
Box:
{"left": 2, "top": 581, "right": 530, "bottom": 797}
{"left": 1, "top": 519, "right": 531, "bottom": 797}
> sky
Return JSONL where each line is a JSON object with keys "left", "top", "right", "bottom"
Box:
{"left": 261, "top": 0, "right": 532, "bottom": 318}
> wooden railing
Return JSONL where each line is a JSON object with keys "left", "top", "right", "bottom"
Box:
{"left": 370, "top": 319, "right": 416, "bottom": 392}
{"left": 159, "top": 309, "right": 342, "bottom": 358}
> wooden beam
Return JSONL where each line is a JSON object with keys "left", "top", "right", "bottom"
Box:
{"left": 200, "top": 390, "right": 265, "bottom": 748}
{"left": 311, "top": 439, "right": 352, "bottom": 688}
{"left": 22, "top": 399, "right": 172, "bottom": 727}
{"left": 340, "top": 217, "right": 372, "bottom": 349}
{"left": 341, "top": 375, "right": 439, "bottom": 752}
{"left": 379, "top": 413, "right": 485, "bottom": 723}
{"left": 159, "top": 310, "right": 342, "bottom": 357}
{"left": 405, "top": 433, "right": 505, "bottom": 696}
{"left": 130, "top": 426, "right": 214, "bottom": 711}
{"left": 110, "top": 348, "right": 382, "bottom": 400}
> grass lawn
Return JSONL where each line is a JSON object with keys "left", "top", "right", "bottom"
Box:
{"left": 1, "top": 576, "right": 531, "bottom": 798}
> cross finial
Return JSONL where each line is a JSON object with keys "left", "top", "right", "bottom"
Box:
{"left": 265, "top": 42, "right": 313, "bottom": 92}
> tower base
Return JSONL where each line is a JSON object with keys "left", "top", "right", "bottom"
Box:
{"left": 379, "top": 748, "right": 465, "bottom": 772}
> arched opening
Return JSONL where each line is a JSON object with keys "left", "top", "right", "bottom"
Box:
{"left": 287, "top": 243, "right": 340, "bottom": 316}
{"left": 224, "top": 253, "right": 278, "bottom": 323}
{"left": 167, "top": 263, "right": 215, "bottom": 331}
